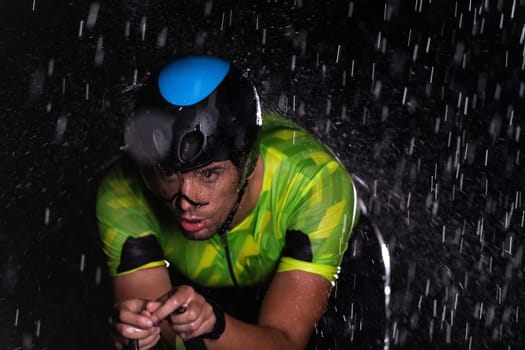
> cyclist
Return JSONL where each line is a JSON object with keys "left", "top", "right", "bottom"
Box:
{"left": 97, "top": 55, "right": 360, "bottom": 349}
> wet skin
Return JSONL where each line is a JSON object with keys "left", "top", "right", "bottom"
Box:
{"left": 140, "top": 158, "right": 262, "bottom": 240}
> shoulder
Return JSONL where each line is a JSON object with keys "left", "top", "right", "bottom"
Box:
{"left": 260, "top": 113, "right": 347, "bottom": 178}
{"left": 96, "top": 157, "right": 144, "bottom": 210}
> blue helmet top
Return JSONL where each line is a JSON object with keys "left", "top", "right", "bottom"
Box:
{"left": 158, "top": 56, "right": 231, "bottom": 106}
{"left": 125, "top": 55, "right": 262, "bottom": 187}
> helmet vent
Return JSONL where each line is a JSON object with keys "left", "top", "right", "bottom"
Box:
{"left": 179, "top": 130, "right": 205, "bottom": 162}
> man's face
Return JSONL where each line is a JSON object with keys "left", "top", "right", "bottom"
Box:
{"left": 141, "top": 160, "right": 240, "bottom": 240}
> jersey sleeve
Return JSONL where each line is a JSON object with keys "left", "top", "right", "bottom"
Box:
{"left": 277, "top": 152, "right": 360, "bottom": 282}
{"left": 96, "top": 164, "right": 167, "bottom": 276}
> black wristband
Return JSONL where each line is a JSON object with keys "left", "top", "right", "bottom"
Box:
{"left": 202, "top": 302, "right": 225, "bottom": 339}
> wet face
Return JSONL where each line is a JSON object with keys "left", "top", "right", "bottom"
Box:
{"left": 141, "top": 161, "right": 240, "bottom": 240}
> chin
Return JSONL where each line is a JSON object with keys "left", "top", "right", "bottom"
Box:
{"left": 182, "top": 230, "right": 216, "bottom": 241}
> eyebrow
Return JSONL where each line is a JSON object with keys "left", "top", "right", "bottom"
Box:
{"left": 197, "top": 164, "right": 227, "bottom": 172}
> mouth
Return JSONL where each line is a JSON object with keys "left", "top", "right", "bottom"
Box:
{"left": 178, "top": 218, "right": 207, "bottom": 234}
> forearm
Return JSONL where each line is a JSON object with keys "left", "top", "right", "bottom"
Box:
{"left": 203, "top": 314, "right": 307, "bottom": 350}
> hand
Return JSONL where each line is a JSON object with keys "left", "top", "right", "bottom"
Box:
{"left": 149, "top": 285, "right": 216, "bottom": 340}
{"left": 109, "top": 299, "right": 161, "bottom": 350}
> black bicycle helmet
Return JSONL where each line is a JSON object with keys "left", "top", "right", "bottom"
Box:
{"left": 125, "top": 55, "right": 262, "bottom": 188}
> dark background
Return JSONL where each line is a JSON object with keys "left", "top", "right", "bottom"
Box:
{"left": 1, "top": 0, "right": 524, "bottom": 349}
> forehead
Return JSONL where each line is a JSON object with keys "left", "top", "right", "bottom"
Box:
{"left": 148, "top": 159, "right": 237, "bottom": 174}
{"left": 192, "top": 160, "right": 235, "bottom": 172}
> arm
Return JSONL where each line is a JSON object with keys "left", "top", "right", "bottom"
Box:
{"left": 150, "top": 269, "right": 331, "bottom": 350}
{"left": 208, "top": 269, "right": 331, "bottom": 350}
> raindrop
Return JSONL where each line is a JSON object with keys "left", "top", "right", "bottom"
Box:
{"left": 14, "top": 308, "right": 19, "bottom": 327}
{"left": 261, "top": 28, "right": 267, "bottom": 45}
{"left": 80, "top": 253, "right": 86, "bottom": 272}
{"left": 412, "top": 44, "right": 419, "bottom": 62}
{"left": 336, "top": 44, "right": 342, "bottom": 63}
{"left": 220, "top": 12, "right": 225, "bottom": 31}
{"left": 32, "top": 0, "right": 36, "bottom": 11}
{"left": 94, "top": 35, "right": 104, "bottom": 67}
{"left": 445, "top": 322, "right": 451, "bottom": 343}
{"left": 204, "top": 0, "right": 213, "bottom": 17}
{"left": 373, "top": 80, "right": 382, "bottom": 98}
{"left": 347, "top": 1, "right": 354, "bottom": 17}
{"left": 22, "top": 332, "right": 32, "bottom": 349}
{"left": 140, "top": 16, "right": 147, "bottom": 41}
{"left": 95, "top": 266, "right": 102, "bottom": 285}
{"left": 47, "top": 59, "right": 54, "bottom": 77}
{"left": 85, "top": 82, "right": 90, "bottom": 100}
{"left": 133, "top": 68, "right": 138, "bottom": 86}
{"left": 325, "top": 97, "right": 332, "bottom": 116}
{"left": 341, "top": 104, "right": 347, "bottom": 121}
{"left": 453, "top": 41, "right": 465, "bottom": 66}
{"left": 124, "top": 21, "right": 131, "bottom": 39}
{"left": 504, "top": 234, "right": 513, "bottom": 255}
{"left": 86, "top": 2, "right": 100, "bottom": 30}
{"left": 44, "top": 207, "right": 50, "bottom": 225}
{"left": 156, "top": 27, "right": 168, "bottom": 48}
{"left": 29, "top": 69, "right": 45, "bottom": 98}
{"left": 35, "top": 319, "right": 41, "bottom": 338}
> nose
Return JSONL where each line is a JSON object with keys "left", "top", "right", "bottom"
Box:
{"left": 169, "top": 174, "right": 209, "bottom": 210}
{"left": 171, "top": 193, "right": 209, "bottom": 211}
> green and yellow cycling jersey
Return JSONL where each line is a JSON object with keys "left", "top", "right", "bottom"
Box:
{"left": 97, "top": 114, "right": 359, "bottom": 287}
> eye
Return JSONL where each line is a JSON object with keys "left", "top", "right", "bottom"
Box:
{"left": 157, "top": 166, "right": 176, "bottom": 179}
{"left": 197, "top": 169, "right": 219, "bottom": 182}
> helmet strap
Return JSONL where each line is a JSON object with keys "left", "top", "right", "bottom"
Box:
{"left": 217, "top": 179, "right": 248, "bottom": 238}
{"left": 216, "top": 178, "right": 249, "bottom": 287}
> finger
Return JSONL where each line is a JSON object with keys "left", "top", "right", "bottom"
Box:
{"left": 151, "top": 287, "right": 193, "bottom": 323}
{"left": 138, "top": 327, "right": 161, "bottom": 349}
{"left": 169, "top": 304, "right": 214, "bottom": 337}
{"left": 145, "top": 301, "right": 163, "bottom": 314}
{"left": 171, "top": 313, "right": 213, "bottom": 336}
{"left": 119, "top": 308, "right": 155, "bottom": 329}
{"left": 119, "top": 299, "right": 148, "bottom": 313}
{"left": 118, "top": 322, "right": 157, "bottom": 340}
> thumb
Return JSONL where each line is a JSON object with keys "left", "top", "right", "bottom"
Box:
{"left": 146, "top": 301, "right": 163, "bottom": 313}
